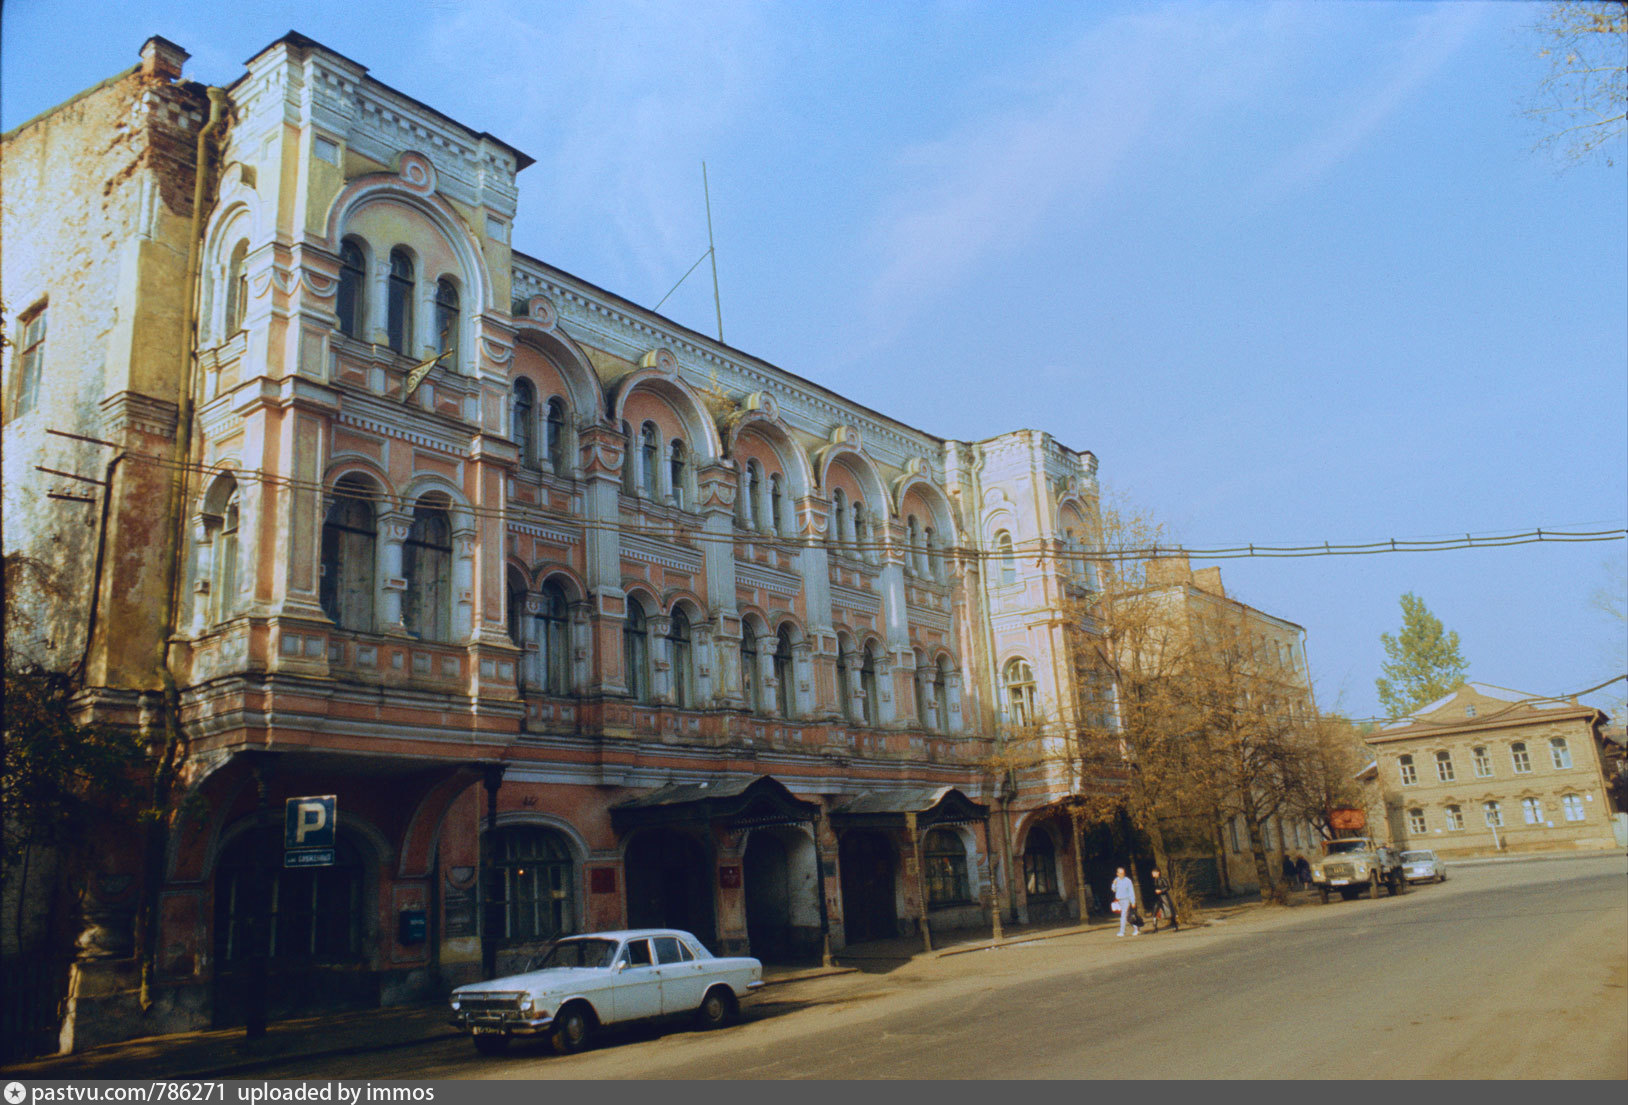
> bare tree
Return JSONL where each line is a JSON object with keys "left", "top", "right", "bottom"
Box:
{"left": 1528, "top": 1, "right": 1628, "bottom": 166}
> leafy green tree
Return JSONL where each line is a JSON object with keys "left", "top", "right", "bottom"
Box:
{"left": 1375, "top": 593, "right": 1469, "bottom": 718}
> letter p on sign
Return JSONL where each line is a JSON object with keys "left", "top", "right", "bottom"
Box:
{"left": 284, "top": 795, "right": 337, "bottom": 850}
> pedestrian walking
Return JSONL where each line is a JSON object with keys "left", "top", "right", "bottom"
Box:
{"left": 1295, "top": 854, "right": 1312, "bottom": 889}
{"left": 1112, "top": 866, "right": 1139, "bottom": 936}
{"left": 1281, "top": 854, "right": 1295, "bottom": 887}
{"left": 1149, "top": 867, "right": 1178, "bottom": 932}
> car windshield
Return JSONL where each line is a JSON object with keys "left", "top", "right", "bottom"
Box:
{"left": 530, "top": 938, "right": 618, "bottom": 970}
{"left": 1324, "top": 841, "right": 1370, "bottom": 855}
{"left": 1401, "top": 851, "right": 1435, "bottom": 862}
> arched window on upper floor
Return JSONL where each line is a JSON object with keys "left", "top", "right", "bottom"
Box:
{"left": 320, "top": 474, "right": 377, "bottom": 633}
{"left": 226, "top": 241, "right": 249, "bottom": 334}
{"left": 744, "top": 461, "right": 762, "bottom": 531}
{"left": 830, "top": 489, "right": 847, "bottom": 552}
{"left": 1004, "top": 658, "right": 1036, "bottom": 728}
{"left": 769, "top": 474, "right": 784, "bottom": 536}
{"left": 538, "top": 581, "right": 571, "bottom": 696}
{"left": 387, "top": 249, "right": 415, "bottom": 355}
{"left": 620, "top": 421, "right": 636, "bottom": 496}
{"left": 860, "top": 642, "right": 880, "bottom": 726}
{"left": 924, "top": 525, "right": 940, "bottom": 581}
{"left": 774, "top": 625, "right": 794, "bottom": 719}
{"left": 212, "top": 480, "right": 241, "bottom": 626}
{"left": 906, "top": 516, "right": 921, "bottom": 576}
{"left": 742, "top": 624, "right": 761, "bottom": 714}
{"left": 996, "top": 530, "right": 1017, "bottom": 585}
{"left": 402, "top": 498, "right": 452, "bottom": 642}
{"left": 511, "top": 379, "right": 536, "bottom": 467}
{"left": 669, "top": 608, "right": 693, "bottom": 709}
{"left": 545, "top": 398, "right": 568, "bottom": 473}
{"left": 853, "top": 502, "right": 869, "bottom": 560}
{"left": 913, "top": 651, "right": 930, "bottom": 727}
{"left": 835, "top": 633, "right": 853, "bottom": 723}
{"left": 506, "top": 569, "right": 527, "bottom": 650}
{"left": 337, "top": 239, "right": 366, "bottom": 338}
{"left": 670, "top": 440, "right": 688, "bottom": 511}
{"left": 640, "top": 423, "right": 659, "bottom": 499}
{"left": 434, "top": 278, "right": 459, "bottom": 359}
{"left": 935, "top": 656, "right": 952, "bottom": 733}
{"left": 624, "top": 598, "right": 650, "bottom": 704}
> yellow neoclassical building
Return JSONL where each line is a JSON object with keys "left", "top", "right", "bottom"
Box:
{"left": 1363, "top": 684, "right": 1621, "bottom": 857}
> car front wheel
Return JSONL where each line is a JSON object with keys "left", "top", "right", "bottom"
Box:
{"left": 551, "top": 1004, "right": 594, "bottom": 1055}
{"left": 697, "top": 986, "right": 738, "bottom": 1030}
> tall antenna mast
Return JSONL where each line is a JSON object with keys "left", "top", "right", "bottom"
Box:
{"left": 703, "top": 161, "right": 724, "bottom": 343}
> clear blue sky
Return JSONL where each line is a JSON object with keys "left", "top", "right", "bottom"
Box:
{"left": 5, "top": 1, "right": 1624, "bottom": 720}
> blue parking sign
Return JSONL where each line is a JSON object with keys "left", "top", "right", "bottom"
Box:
{"left": 284, "top": 795, "right": 336, "bottom": 867}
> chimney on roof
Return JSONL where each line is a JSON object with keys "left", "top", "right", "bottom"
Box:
{"left": 140, "top": 37, "right": 189, "bottom": 82}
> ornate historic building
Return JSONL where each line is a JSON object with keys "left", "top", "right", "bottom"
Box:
{"left": 3, "top": 34, "right": 1111, "bottom": 1050}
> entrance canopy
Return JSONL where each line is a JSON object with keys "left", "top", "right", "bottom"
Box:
{"left": 827, "top": 786, "right": 988, "bottom": 832}
{"left": 610, "top": 775, "right": 819, "bottom": 833}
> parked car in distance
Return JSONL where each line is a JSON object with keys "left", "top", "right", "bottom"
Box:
{"left": 1401, "top": 849, "right": 1447, "bottom": 883}
{"left": 449, "top": 929, "right": 764, "bottom": 1055}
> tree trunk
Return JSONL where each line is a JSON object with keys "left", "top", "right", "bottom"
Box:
{"left": 1241, "top": 805, "right": 1283, "bottom": 904}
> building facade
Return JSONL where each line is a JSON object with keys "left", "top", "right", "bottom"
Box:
{"left": 1363, "top": 684, "right": 1619, "bottom": 858}
{"left": 3, "top": 34, "right": 1111, "bottom": 1050}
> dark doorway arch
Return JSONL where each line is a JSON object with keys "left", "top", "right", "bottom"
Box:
{"left": 838, "top": 830, "right": 897, "bottom": 944}
{"left": 624, "top": 830, "right": 715, "bottom": 946}
{"left": 744, "top": 832, "right": 791, "bottom": 962}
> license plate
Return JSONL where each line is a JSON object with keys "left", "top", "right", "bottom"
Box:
{"left": 472, "top": 1026, "right": 505, "bottom": 1036}
{"left": 1330, "top": 879, "right": 1349, "bottom": 886}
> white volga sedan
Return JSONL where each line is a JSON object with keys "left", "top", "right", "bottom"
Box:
{"left": 449, "top": 929, "right": 764, "bottom": 1055}
{"left": 1401, "top": 849, "right": 1447, "bottom": 883}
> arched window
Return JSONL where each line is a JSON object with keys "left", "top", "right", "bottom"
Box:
{"left": 860, "top": 643, "right": 879, "bottom": 726}
{"left": 545, "top": 399, "right": 567, "bottom": 473}
{"left": 1549, "top": 737, "right": 1572, "bottom": 769}
{"left": 830, "top": 489, "right": 847, "bottom": 550}
{"left": 996, "top": 530, "right": 1016, "bottom": 585}
{"left": 1473, "top": 746, "right": 1493, "bottom": 777}
{"left": 386, "top": 248, "right": 414, "bottom": 354}
{"left": 402, "top": 499, "right": 452, "bottom": 642}
{"left": 216, "top": 830, "right": 363, "bottom": 964}
{"left": 1511, "top": 742, "right": 1532, "bottom": 774}
{"left": 1434, "top": 750, "right": 1455, "bottom": 783}
{"left": 214, "top": 484, "right": 240, "bottom": 625}
{"left": 835, "top": 635, "right": 852, "bottom": 722}
{"left": 539, "top": 581, "right": 570, "bottom": 696}
{"left": 774, "top": 625, "right": 794, "bottom": 719}
{"left": 670, "top": 440, "right": 688, "bottom": 510}
{"left": 226, "top": 241, "right": 249, "bottom": 334}
{"left": 337, "top": 239, "right": 365, "bottom": 338}
{"left": 853, "top": 502, "right": 869, "bottom": 558}
{"left": 1004, "top": 659, "right": 1036, "bottom": 727}
{"left": 669, "top": 608, "right": 693, "bottom": 709}
{"left": 640, "top": 423, "right": 659, "bottom": 499}
{"left": 1521, "top": 797, "right": 1545, "bottom": 825}
{"left": 935, "top": 656, "right": 951, "bottom": 733}
{"left": 1397, "top": 754, "right": 1417, "bottom": 785}
{"left": 924, "top": 525, "right": 939, "bottom": 580}
{"left": 511, "top": 379, "right": 536, "bottom": 466}
{"left": 490, "top": 827, "right": 576, "bottom": 945}
{"left": 906, "top": 516, "right": 920, "bottom": 576}
{"left": 914, "top": 652, "right": 930, "bottom": 728}
{"left": 769, "top": 475, "right": 784, "bottom": 536}
{"left": 1023, "top": 831, "right": 1058, "bottom": 898}
{"left": 319, "top": 475, "right": 376, "bottom": 632}
{"left": 620, "top": 421, "right": 636, "bottom": 495}
{"left": 922, "top": 829, "right": 971, "bottom": 906}
{"left": 506, "top": 570, "right": 527, "bottom": 648}
{"left": 624, "top": 598, "right": 649, "bottom": 703}
{"left": 434, "top": 278, "right": 459, "bottom": 358}
{"left": 741, "top": 624, "right": 760, "bottom": 713}
{"left": 1444, "top": 804, "right": 1464, "bottom": 830}
{"left": 746, "top": 461, "right": 762, "bottom": 530}
{"left": 1483, "top": 800, "right": 1503, "bottom": 828}
{"left": 1407, "top": 808, "right": 1426, "bottom": 834}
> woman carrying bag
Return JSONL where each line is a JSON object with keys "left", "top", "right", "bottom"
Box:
{"left": 1112, "top": 866, "right": 1139, "bottom": 936}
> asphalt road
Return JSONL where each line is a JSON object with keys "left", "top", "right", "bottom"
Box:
{"left": 260, "top": 854, "right": 1628, "bottom": 1079}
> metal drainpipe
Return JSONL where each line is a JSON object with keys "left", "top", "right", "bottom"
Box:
{"left": 137, "top": 84, "right": 227, "bottom": 1013}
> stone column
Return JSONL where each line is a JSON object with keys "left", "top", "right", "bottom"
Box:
{"left": 378, "top": 511, "right": 409, "bottom": 634}
{"left": 569, "top": 601, "right": 593, "bottom": 693}
{"left": 521, "top": 594, "right": 544, "bottom": 688}
{"left": 946, "top": 671, "right": 965, "bottom": 734}
{"left": 452, "top": 524, "right": 477, "bottom": 641}
{"left": 648, "top": 613, "right": 674, "bottom": 705}
{"left": 843, "top": 648, "right": 866, "bottom": 723}
{"left": 791, "top": 639, "right": 814, "bottom": 719}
